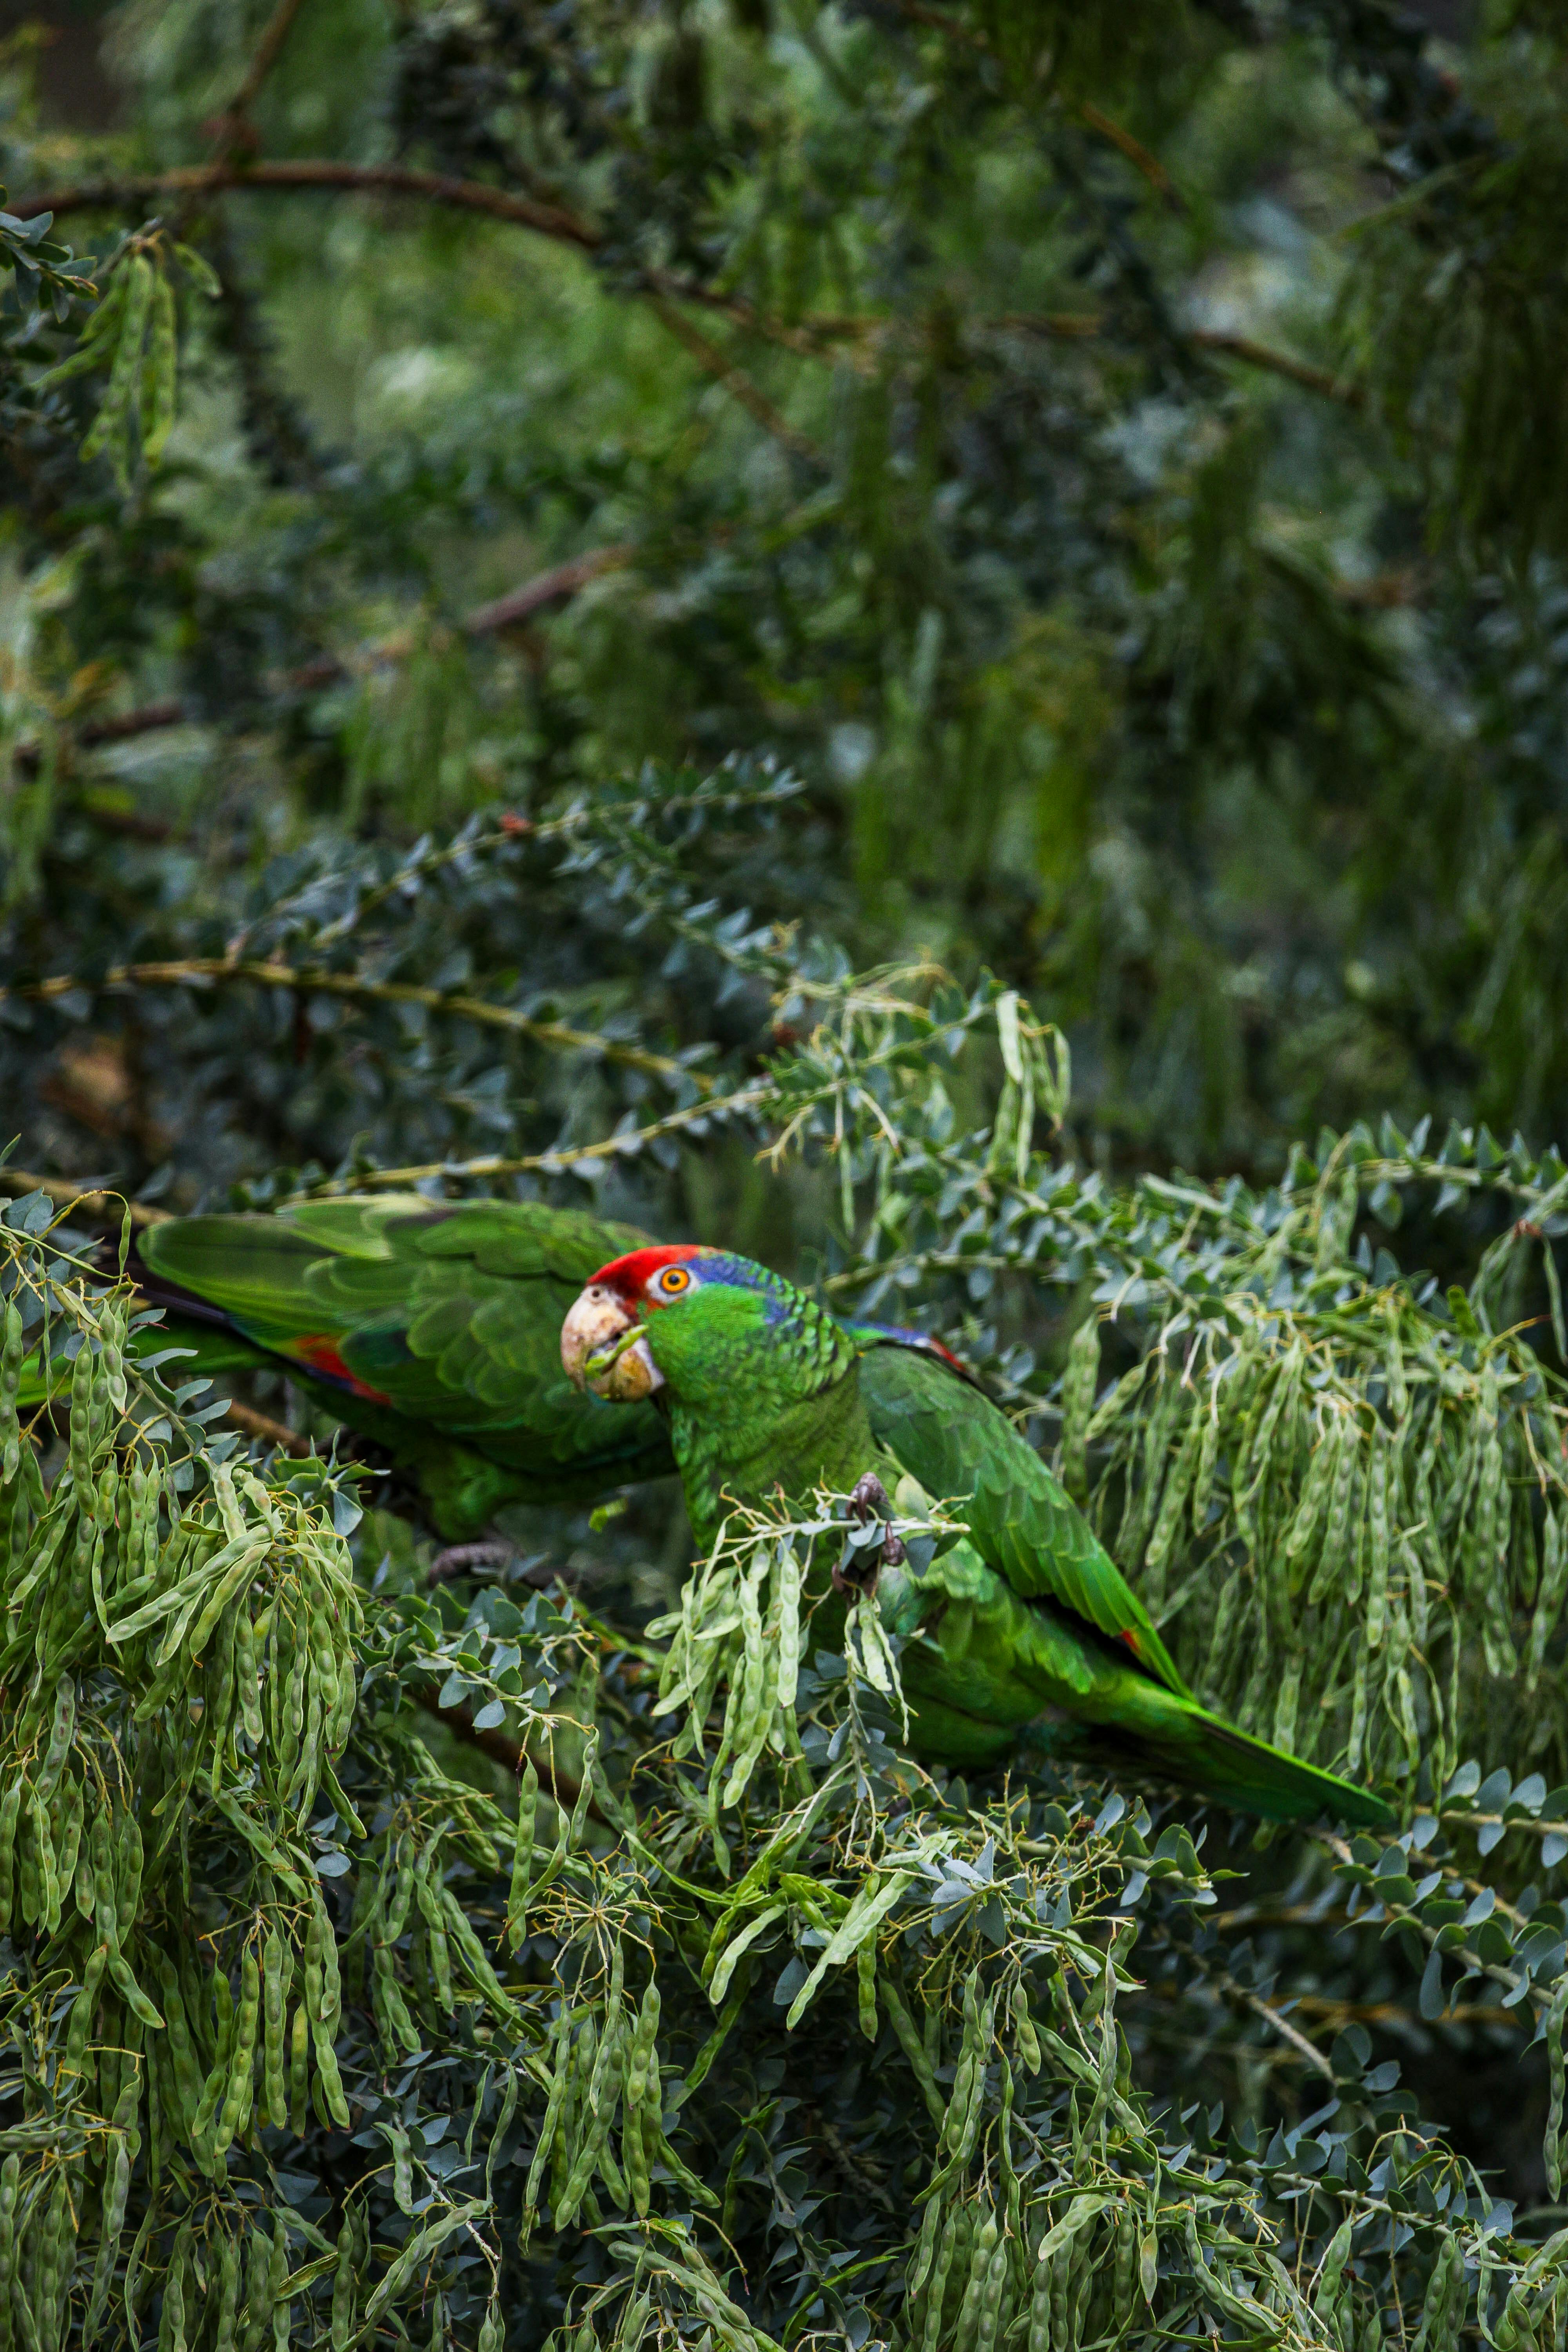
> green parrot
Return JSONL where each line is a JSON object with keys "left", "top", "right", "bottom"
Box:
{"left": 20, "top": 1196, "right": 676, "bottom": 1539}
{"left": 560, "top": 1242, "right": 1393, "bottom": 1827}
{"left": 18, "top": 1197, "right": 966, "bottom": 1550}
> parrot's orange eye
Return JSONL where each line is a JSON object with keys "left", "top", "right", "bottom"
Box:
{"left": 655, "top": 1266, "right": 692, "bottom": 1296}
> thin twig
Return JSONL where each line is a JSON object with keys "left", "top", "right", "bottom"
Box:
{"left": 1189, "top": 328, "right": 1364, "bottom": 409}
{"left": 221, "top": 0, "right": 313, "bottom": 130}
{"left": 12, "top": 161, "right": 601, "bottom": 255}
{"left": 650, "top": 299, "right": 822, "bottom": 462}
{"left": 463, "top": 546, "right": 636, "bottom": 635}
{"left": 0, "top": 1169, "right": 171, "bottom": 1227}
{"left": 869, "top": 0, "right": 1183, "bottom": 209}
{"left": 11, "top": 165, "right": 1363, "bottom": 405}
{"left": 288, "top": 1081, "right": 772, "bottom": 1198}
{"left": 1, "top": 959, "right": 714, "bottom": 1094}
{"left": 11, "top": 699, "right": 188, "bottom": 780}
{"left": 219, "top": 1399, "right": 313, "bottom": 1454}
{"left": 414, "top": 1686, "right": 603, "bottom": 1822}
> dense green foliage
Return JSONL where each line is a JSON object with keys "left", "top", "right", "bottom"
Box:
{"left": 8, "top": 0, "right": 1568, "bottom": 2345}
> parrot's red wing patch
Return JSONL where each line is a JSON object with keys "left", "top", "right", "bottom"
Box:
{"left": 288, "top": 1335, "right": 393, "bottom": 1405}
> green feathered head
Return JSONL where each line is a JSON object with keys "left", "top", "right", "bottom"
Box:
{"left": 560, "top": 1243, "right": 855, "bottom": 1413}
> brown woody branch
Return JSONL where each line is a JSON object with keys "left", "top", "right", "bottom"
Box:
{"left": 9, "top": 549, "right": 642, "bottom": 782}
{"left": 463, "top": 545, "right": 635, "bottom": 635}
{"left": 649, "top": 299, "right": 821, "bottom": 463}
{"left": 13, "top": 160, "right": 601, "bottom": 256}
{"left": 12, "top": 162, "right": 1359, "bottom": 405}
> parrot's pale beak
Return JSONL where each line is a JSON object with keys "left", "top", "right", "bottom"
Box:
{"left": 561, "top": 1284, "right": 666, "bottom": 1401}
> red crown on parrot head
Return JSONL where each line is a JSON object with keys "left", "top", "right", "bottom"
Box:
{"left": 587, "top": 1242, "right": 713, "bottom": 1303}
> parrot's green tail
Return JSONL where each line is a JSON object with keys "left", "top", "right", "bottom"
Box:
{"left": 1021, "top": 1692, "right": 1394, "bottom": 1828}
{"left": 1159, "top": 1700, "right": 1393, "bottom": 1829}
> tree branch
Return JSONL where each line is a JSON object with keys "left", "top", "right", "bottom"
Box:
{"left": 13, "top": 164, "right": 1365, "bottom": 408}
{"left": 649, "top": 299, "right": 822, "bottom": 463}
{"left": 221, "top": 0, "right": 313, "bottom": 132}
{"left": 289, "top": 1081, "right": 771, "bottom": 1198}
{"left": 2, "top": 959, "right": 715, "bottom": 1093}
{"left": 0, "top": 1168, "right": 171, "bottom": 1227}
{"left": 414, "top": 1687, "right": 603, "bottom": 1822}
{"left": 1189, "top": 328, "right": 1365, "bottom": 409}
{"left": 11, "top": 160, "right": 601, "bottom": 255}
{"left": 463, "top": 545, "right": 636, "bottom": 635}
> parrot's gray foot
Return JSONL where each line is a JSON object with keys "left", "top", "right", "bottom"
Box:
{"left": 834, "top": 1474, "right": 907, "bottom": 1596}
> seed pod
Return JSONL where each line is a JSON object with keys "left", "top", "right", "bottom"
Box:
{"left": 953, "top": 2212, "right": 1000, "bottom": 2352}
{"left": 1011, "top": 1979, "right": 1041, "bottom": 2074}
{"left": 213, "top": 2236, "right": 241, "bottom": 2352}
{"left": 261, "top": 1930, "right": 289, "bottom": 2131}
{"left": 29, "top": 1786, "right": 60, "bottom": 1934}
{"left": 37, "top": 2165, "right": 73, "bottom": 2351}
{"left": 1366, "top": 1433, "right": 1390, "bottom": 1650}
{"left": 214, "top": 1944, "right": 261, "bottom": 2154}
{"left": 1144, "top": 1407, "right": 1203, "bottom": 1599}
{"left": 1110, "top": 2205, "right": 1136, "bottom": 2326}
{"left": 62, "top": 1941, "right": 109, "bottom": 2078}
{"left": 437, "top": 1884, "right": 516, "bottom": 2018}
{"left": 1271, "top": 1659, "right": 1301, "bottom": 1755}
{"left": 1528, "top": 1507, "right": 1568, "bottom": 1692}
{"left": 1059, "top": 1315, "right": 1100, "bottom": 1502}
{"left": 241, "top": 2224, "right": 272, "bottom": 2352}
{"left": 90, "top": 1809, "right": 118, "bottom": 1954}
{"left": 857, "top": 1938, "right": 878, "bottom": 2041}
{"left": 268, "top": 2221, "right": 291, "bottom": 2352}
{"left": 1308, "top": 1421, "right": 1359, "bottom": 1608}
{"left": 415, "top": 1857, "right": 455, "bottom": 2012}
{"left": 523, "top": 2011, "right": 575, "bottom": 2223}
{"left": 288, "top": 2002, "right": 310, "bottom": 2138}
{"left": 330, "top": 2212, "right": 354, "bottom": 2352}
{"left": 113, "top": 2014, "right": 144, "bottom": 2154}
{"left": 0, "top": 2152, "right": 18, "bottom": 2352}
{"left": 82, "top": 2134, "right": 131, "bottom": 2346}
{"left": 34, "top": 1677, "right": 74, "bottom": 1800}
{"left": 383, "top": 1840, "right": 416, "bottom": 1944}
{"left": 158, "top": 1964, "right": 203, "bottom": 2138}
{"left": 976, "top": 2236, "right": 1011, "bottom": 2352}
{"left": 190, "top": 1973, "right": 235, "bottom": 2175}
{"left": 0, "top": 1300, "right": 23, "bottom": 1484}
{"left": 116, "top": 1807, "right": 143, "bottom": 1931}
{"left": 506, "top": 1761, "right": 539, "bottom": 1954}
{"left": 1547, "top": 1981, "right": 1568, "bottom": 2198}
{"left": 315, "top": 1896, "right": 343, "bottom": 2036}
{"left": 234, "top": 1610, "right": 264, "bottom": 1745}
{"left": 54, "top": 1775, "right": 83, "bottom": 1909}
{"left": 0, "top": 1780, "right": 23, "bottom": 1936}
{"left": 371, "top": 1943, "right": 420, "bottom": 2062}
{"left": 922, "top": 2205, "right": 960, "bottom": 2352}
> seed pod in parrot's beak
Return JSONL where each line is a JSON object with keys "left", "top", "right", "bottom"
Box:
{"left": 561, "top": 1284, "right": 665, "bottom": 1401}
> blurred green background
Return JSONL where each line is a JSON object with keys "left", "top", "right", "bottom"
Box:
{"left": 5, "top": 0, "right": 1568, "bottom": 1203}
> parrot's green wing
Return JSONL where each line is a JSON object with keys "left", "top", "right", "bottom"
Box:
{"left": 135, "top": 1197, "right": 675, "bottom": 1516}
{"left": 857, "top": 1338, "right": 1191, "bottom": 1698}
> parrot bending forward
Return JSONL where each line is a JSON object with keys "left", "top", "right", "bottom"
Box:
{"left": 18, "top": 1198, "right": 962, "bottom": 1547}
{"left": 561, "top": 1243, "right": 1393, "bottom": 1827}
{"left": 20, "top": 1197, "right": 675, "bottom": 1539}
